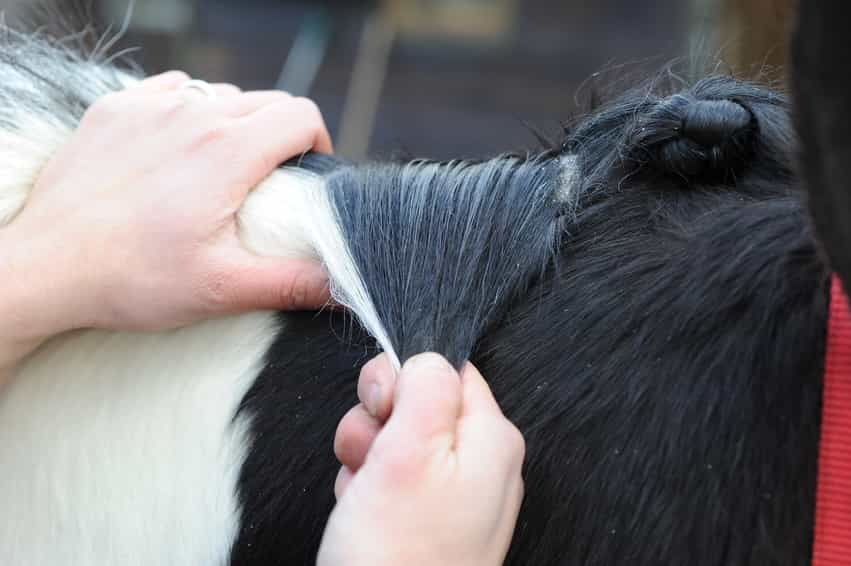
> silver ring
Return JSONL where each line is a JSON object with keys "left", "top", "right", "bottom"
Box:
{"left": 180, "top": 79, "right": 217, "bottom": 100}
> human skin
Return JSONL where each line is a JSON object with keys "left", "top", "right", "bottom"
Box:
{"left": 0, "top": 71, "right": 333, "bottom": 384}
{"left": 0, "top": 74, "right": 526, "bottom": 564}
{"left": 319, "top": 353, "right": 526, "bottom": 566}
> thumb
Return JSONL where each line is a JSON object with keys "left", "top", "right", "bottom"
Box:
{"left": 384, "top": 353, "right": 463, "bottom": 444}
{"left": 459, "top": 361, "right": 505, "bottom": 419}
{"left": 220, "top": 254, "right": 330, "bottom": 312}
{"left": 457, "top": 363, "right": 526, "bottom": 481}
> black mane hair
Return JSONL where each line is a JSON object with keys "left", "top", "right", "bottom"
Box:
{"left": 234, "top": 74, "right": 830, "bottom": 565}
{"left": 0, "top": 14, "right": 839, "bottom": 565}
{"left": 325, "top": 155, "right": 561, "bottom": 368}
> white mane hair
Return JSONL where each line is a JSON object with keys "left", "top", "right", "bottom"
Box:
{"left": 0, "top": 23, "right": 401, "bottom": 365}
{"left": 0, "top": 25, "right": 128, "bottom": 225}
{"left": 0, "top": 27, "right": 360, "bottom": 566}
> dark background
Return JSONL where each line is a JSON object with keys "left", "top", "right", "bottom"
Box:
{"left": 2, "top": 0, "right": 793, "bottom": 160}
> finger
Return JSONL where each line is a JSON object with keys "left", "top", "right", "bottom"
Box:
{"left": 334, "top": 404, "right": 382, "bottom": 472}
{"left": 459, "top": 361, "right": 505, "bottom": 419}
{"left": 233, "top": 97, "right": 334, "bottom": 165}
{"left": 384, "top": 353, "right": 462, "bottom": 443}
{"left": 184, "top": 83, "right": 242, "bottom": 99}
{"left": 357, "top": 354, "right": 396, "bottom": 421}
{"left": 177, "top": 82, "right": 241, "bottom": 102}
{"left": 210, "top": 83, "right": 242, "bottom": 97}
{"left": 334, "top": 466, "right": 354, "bottom": 501}
{"left": 457, "top": 362, "right": 526, "bottom": 474}
{"left": 131, "top": 70, "right": 191, "bottom": 93}
{"left": 210, "top": 90, "right": 294, "bottom": 117}
{"left": 216, "top": 255, "right": 330, "bottom": 312}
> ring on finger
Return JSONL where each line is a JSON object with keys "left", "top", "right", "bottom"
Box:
{"left": 179, "top": 79, "right": 218, "bottom": 100}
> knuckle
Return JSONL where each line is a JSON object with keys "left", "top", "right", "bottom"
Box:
{"left": 279, "top": 270, "right": 311, "bottom": 308}
{"left": 214, "top": 83, "right": 240, "bottom": 96}
{"left": 158, "top": 70, "right": 190, "bottom": 84}
{"left": 147, "top": 95, "right": 191, "bottom": 125}
{"left": 189, "top": 121, "right": 236, "bottom": 154}
{"left": 359, "top": 355, "right": 393, "bottom": 390}
{"left": 332, "top": 417, "right": 351, "bottom": 460}
{"left": 198, "top": 123, "right": 230, "bottom": 145}
{"left": 293, "top": 96, "right": 323, "bottom": 122}
{"left": 83, "top": 92, "right": 124, "bottom": 124}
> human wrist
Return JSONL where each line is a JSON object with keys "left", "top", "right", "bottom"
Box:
{"left": 0, "top": 221, "right": 91, "bottom": 370}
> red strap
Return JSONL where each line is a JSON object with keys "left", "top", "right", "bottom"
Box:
{"left": 813, "top": 275, "right": 851, "bottom": 565}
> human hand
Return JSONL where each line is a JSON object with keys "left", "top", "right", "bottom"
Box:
{"left": 317, "top": 353, "right": 525, "bottom": 566}
{"left": 2, "top": 71, "right": 332, "bottom": 339}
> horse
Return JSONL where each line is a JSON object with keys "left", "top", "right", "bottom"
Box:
{"left": 1, "top": 1, "right": 848, "bottom": 562}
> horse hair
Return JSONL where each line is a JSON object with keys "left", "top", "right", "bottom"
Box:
{"left": 0, "top": 20, "right": 835, "bottom": 566}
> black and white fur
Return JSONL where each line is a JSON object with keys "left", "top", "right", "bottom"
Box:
{"left": 0, "top": 7, "right": 845, "bottom": 563}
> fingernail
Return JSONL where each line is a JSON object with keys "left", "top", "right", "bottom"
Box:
{"left": 404, "top": 352, "right": 453, "bottom": 375}
{"left": 366, "top": 383, "right": 381, "bottom": 417}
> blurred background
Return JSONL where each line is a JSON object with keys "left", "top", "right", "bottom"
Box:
{"left": 1, "top": 0, "right": 794, "bottom": 160}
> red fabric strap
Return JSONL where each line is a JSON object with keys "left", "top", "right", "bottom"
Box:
{"left": 813, "top": 275, "right": 851, "bottom": 565}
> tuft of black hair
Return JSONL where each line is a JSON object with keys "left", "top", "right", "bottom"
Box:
{"left": 324, "top": 155, "right": 562, "bottom": 368}
{"left": 566, "top": 75, "right": 790, "bottom": 194}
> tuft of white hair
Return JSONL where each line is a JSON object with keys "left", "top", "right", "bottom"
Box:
{"left": 0, "top": 25, "right": 375, "bottom": 566}
{"left": 0, "top": 22, "right": 402, "bottom": 368}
